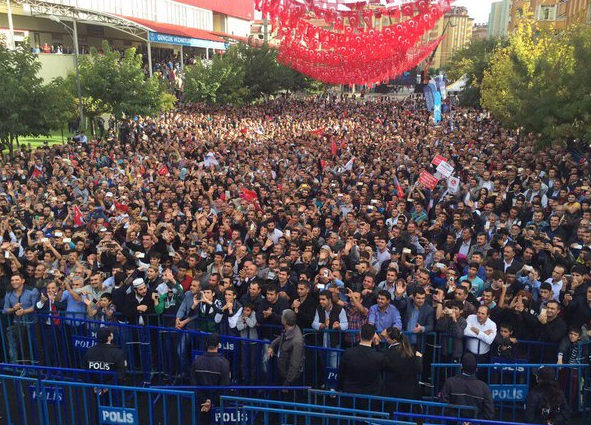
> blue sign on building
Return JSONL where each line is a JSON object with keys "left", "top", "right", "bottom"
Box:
{"left": 99, "top": 407, "right": 138, "bottom": 425}
{"left": 148, "top": 32, "right": 226, "bottom": 50}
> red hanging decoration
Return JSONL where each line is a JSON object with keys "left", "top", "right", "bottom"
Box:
{"left": 256, "top": 0, "right": 454, "bottom": 85}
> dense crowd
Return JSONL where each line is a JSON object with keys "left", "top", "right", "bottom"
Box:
{"left": 1, "top": 94, "right": 590, "bottom": 421}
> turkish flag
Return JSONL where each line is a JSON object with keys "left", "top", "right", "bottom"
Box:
{"left": 113, "top": 200, "right": 129, "bottom": 213}
{"left": 240, "top": 188, "right": 258, "bottom": 202}
{"left": 158, "top": 165, "right": 169, "bottom": 176}
{"left": 331, "top": 139, "right": 338, "bottom": 156}
{"left": 73, "top": 205, "right": 84, "bottom": 227}
{"left": 401, "top": 3, "right": 415, "bottom": 17}
{"left": 310, "top": 127, "right": 325, "bottom": 135}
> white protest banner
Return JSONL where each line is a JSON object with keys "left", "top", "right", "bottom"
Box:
{"left": 447, "top": 176, "right": 460, "bottom": 194}
{"left": 436, "top": 160, "right": 454, "bottom": 178}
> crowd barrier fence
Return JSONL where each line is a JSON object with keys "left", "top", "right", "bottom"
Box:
{"left": 0, "top": 374, "right": 196, "bottom": 425}
{"left": 430, "top": 363, "right": 590, "bottom": 422}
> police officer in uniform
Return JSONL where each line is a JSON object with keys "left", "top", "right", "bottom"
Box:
{"left": 84, "top": 327, "right": 127, "bottom": 385}
{"left": 191, "top": 332, "right": 230, "bottom": 419}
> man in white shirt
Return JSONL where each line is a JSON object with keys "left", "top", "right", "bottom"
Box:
{"left": 544, "top": 265, "right": 566, "bottom": 301}
{"left": 464, "top": 305, "right": 497, "bottom": 361}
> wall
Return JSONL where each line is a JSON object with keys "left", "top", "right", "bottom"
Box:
{"left": 227, "top": 16, "right": 251, "bottom": 37}
{"left": 37, "top": 53, "right": 76, "bottom": 82}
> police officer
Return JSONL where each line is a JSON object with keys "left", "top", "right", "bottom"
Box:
{"left": 84, "top": 327, "right": 127, "bottom": 385}
{"left": 191, "top": 332, "right": 230, "bottom": 414}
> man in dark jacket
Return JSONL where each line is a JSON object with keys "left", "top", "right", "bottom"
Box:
{"left": 392, "top": 285, "right": 435, "bottom": 347}
{"left": 257, "top": 284, "right": 289, "bottom": 340}
{"left": 122, "top": 278, "right": 156, "bottom": 325}
{"left": 84, "top": 327, "right": 126, "bottom": 384}
{"left": 337, "top": 324, "right": 383, "bottom": 395}
{"left": 439, "top": 353, "right": 495, "bottom": 419}
{"left": 268, "top": 309, "right": 304, "bottom": 386}
{"left": 191, "top": 333, "right": 230, "bottom": 413}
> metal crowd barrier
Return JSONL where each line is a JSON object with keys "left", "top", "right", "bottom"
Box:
{"left": 220, "top": 395, "right": 392, "bottom": 423}
{"left": 1, "top": 312, "right": 588, "bottom": 392}
{"left": 237, "top": 405, "right": 419, "bottom": 425}
{"left": 0, "top": 363, "right": 117, "bottom": 383}
{"left": 430, "top": 362, "right": 590, "bottom": 422}
{"left": 436, "top": 333, "right": 560, "bottom": 364}
{"left": 308, "top": 389, "right": 477, "bottom": 419}
{"left": 0, "top": 374, "right": 197, "bottom": 425}
{"left": 227, "top": 394, "right": 538, "bottom": 425}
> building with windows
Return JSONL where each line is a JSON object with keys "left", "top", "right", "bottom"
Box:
{"left": 1, "top": 0, "right": 255, "bottom": 80}
{"left": 488, "top": 0, "right": 511, "bottom": 37}
{"left": 423, "top": 6, "right": 473, "bottom": 69}
{"left": 509, "top": 0, "right": 590, "bottom": 31}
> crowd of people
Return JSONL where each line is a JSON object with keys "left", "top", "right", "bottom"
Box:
{"left": 1, "top": 93, "right": 590, "bottom": 422}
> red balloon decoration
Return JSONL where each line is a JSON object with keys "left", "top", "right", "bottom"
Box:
{"left": 256, "top": 0, "right": 454, "bottom": 85}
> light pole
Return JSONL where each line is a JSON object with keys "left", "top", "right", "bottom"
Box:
{"left": 422, "top": 19, "right": 456, "bottom": 84}
{"left": 6, "top": 0, "right": 15, "bottom": 49}
{"left": 49, "top": 15, "right": 84, "bottom": 131}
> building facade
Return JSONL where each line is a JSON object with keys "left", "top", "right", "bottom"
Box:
{"left": 488, "top": 0, "right": 511, "bottom": 37}
{"left": 1, "top": 0, "right": 255, "bottom": 80}
{"left": 424, "top": 6, "right": 473, "bottom": 69}
{"left": 510, "top": 0, "right": 590, "bottom": 31}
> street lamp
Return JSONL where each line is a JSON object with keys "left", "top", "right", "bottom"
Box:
{"left": 49, "top": 14, "right": 84, "bottom": 131}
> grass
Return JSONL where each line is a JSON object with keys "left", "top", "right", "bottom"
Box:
{"left": 4, "top": 129, "right": 71, "bottom": 153}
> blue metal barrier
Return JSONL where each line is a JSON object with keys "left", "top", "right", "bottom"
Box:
{"left": 0, "top": 375, "right": 198, "bottom": 425}
{"left": 436, "top": 333, "right": 559, "bottom": 364}
{"left": 226, "top": 394, "right": 537, "bottom": 425}
{"left": 237, "top": 405, "right": 419, "bottom": 425}
{"left": 220, "top": 395, "right": 391, "bottom": 420}
{"left": 308, "top": 388, "right": 478, "bottom": 419}
{"left": 430, "top": 363, "right": 589, "bottom": 421}
{"left": 0, "top": 363, "right": 117, "bottom": 383}
{"left": 0, "top": 373, "right": 45, "bottom": 425}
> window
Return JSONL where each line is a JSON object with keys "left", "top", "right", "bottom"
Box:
{"left": 538, "top": 5, "right": 556, "bottom": 21}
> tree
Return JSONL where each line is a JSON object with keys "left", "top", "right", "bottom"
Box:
{"left": 0, "top": 42, "right": 73, "bottom": 155}
{"left": 481, "top": 14, "right": 590, "bottom": 146}
{"left": 184, "top": 48, "right": 249, "bottom": 105}
{"left": 73, "top": 41, "right": 175, "bottom": 121}
{"left": 183, "top": 41, "right": 319, "bottom": 105}
{"left": 444, "top": 37, "right": 505, "bottom": 107}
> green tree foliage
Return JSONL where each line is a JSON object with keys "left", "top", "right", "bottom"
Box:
{"left": 184, "top": 48, "right": 249, "bottom": 105}
{"left": 184, "top": 41, "right": 319, "bottom": 105}
{"left": 72, "top": 41, "right": 176, "bottom": 120}
{"left": 445, "top": 37, "right": 505, "bottom": 107}
{"left": 481, "top": 16, "right": 590, "bottom": 145}
{"left": 0, "top": 42, "right": 73, "bottom": 155}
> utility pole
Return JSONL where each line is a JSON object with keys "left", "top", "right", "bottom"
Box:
{"left": 6, "top": 0, "right": 16, "bottom": 49}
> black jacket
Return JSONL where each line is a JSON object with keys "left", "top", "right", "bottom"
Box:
{"left": 84, "top": 342, "right": 126, "bottom": 384}
{"left": 382, "top": 346, "right": 422, "bottom": 399}
{"left": 190, "top": 351, "right": 230, "bottom": 404}
{"left": 524, "top": 385, "right": 570, "bottom": 425}
{"left": 439, "top": 373, "right": 495, "bottom": 419}
{"left": 338, "top": 344, "right": 383, "bottom": 395}
{"left": 295, "top": 295, "right": 319, "bottom": 330}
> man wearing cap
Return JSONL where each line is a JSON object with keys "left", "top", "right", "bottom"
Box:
{"left": 268, "top": 309, "right": 305, "bottom": 387}
{"left": 190, "top": 333, "right": 230, "bottom": 413}
{"left": 439, "top": 353, "right": 494, "bottom": 419}
{"left": 123, "top": 278, "right": 156, "bottom": 325}
{"left": 84, "top": 327, "right": 127, "bottom": 384}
